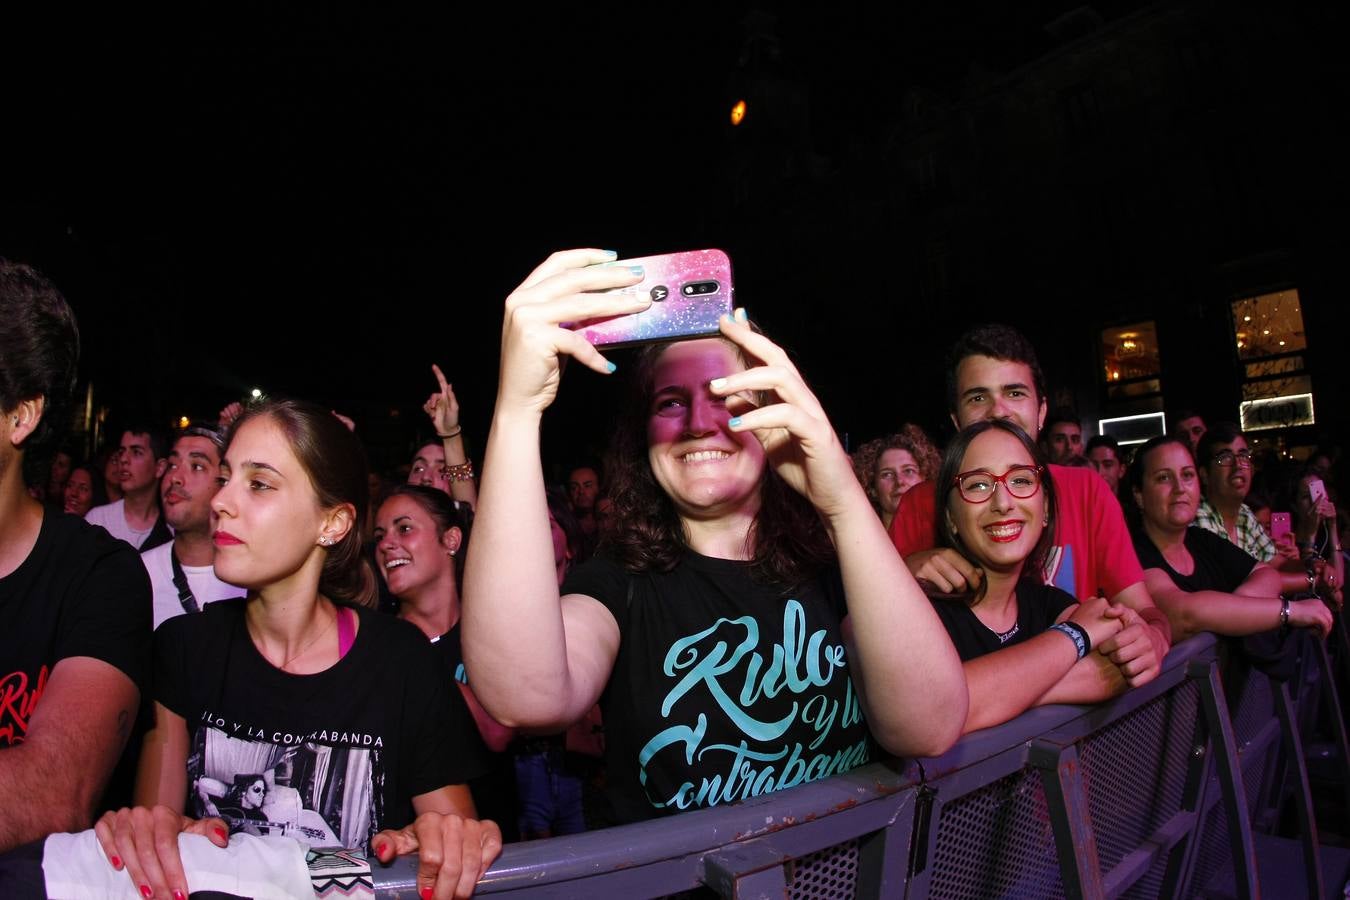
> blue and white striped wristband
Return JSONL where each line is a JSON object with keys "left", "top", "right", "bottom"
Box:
{"left": 1050, "top": 621, "right": 1090, "bottom": 659}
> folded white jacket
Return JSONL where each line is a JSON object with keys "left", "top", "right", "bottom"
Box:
{"left": 42, "top": 830, "right": 314, "bottom": 900}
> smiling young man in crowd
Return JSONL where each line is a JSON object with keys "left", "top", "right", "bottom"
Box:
{"left": 891, "top": 324, "right": 1171, "bottom": 686}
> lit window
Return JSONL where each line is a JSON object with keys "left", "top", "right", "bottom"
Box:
{"left": 1231, "top": 289, "right": 1313, "bottom": 430}
{"left": 1100, "top": 321, "right": 1162, "bottom": 400}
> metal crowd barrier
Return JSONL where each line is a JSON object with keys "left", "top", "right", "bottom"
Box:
{"left": 373, "top": 632, "right": 1298, "bottom": 899}
{"left": 1186, "top": 625, "right": 1350, "bottom": 899}
{"left": 9, "top": 631, "right": 1339, "bottom": 897}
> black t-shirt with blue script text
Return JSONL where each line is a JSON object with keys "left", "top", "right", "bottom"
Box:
{"left": 563, "top": 551, "right": 870, "bottom": 824}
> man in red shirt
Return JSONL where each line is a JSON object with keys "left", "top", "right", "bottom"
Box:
{"left": 892, "top": 324, "right": 1170, "bottom": 685}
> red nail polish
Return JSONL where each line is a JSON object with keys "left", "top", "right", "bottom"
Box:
{"left": 110, "top": 855, "right": 123, "bottom": 869}
{"left": 174, "top": 891, "right": 187, "bottom": 900}
{"left": 215, "top": 826, "right": 228, "bottom": 841}
{"left": 139, "top": 886, "right": 152, "bottom": 899}
{"left": 421, "top": 887, "right": 433, "bottom": 900}
{"left": 373, "top": 841, "right": 386, "bottom": 860}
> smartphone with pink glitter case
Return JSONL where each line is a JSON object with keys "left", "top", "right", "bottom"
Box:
{"left": 571, "top": 249, "right": 734, "bottom": 349}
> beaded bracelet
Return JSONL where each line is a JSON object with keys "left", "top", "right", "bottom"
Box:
{"left": 441, "top": 460, "right": 475, "bottom": 482}
{"left": 1050, "top": 621, "right": 1090, "bottom": 660}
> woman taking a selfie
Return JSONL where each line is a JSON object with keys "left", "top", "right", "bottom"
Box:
{"left": 462, "top": 249, "right": 967, "bottom": 824}
{"left": 96, "top": 400, "right": 500, "bottom": 900}
{"left": 1128, "top": 435, "right": 1333, "bottom": 642}
{"left": 927, "top": 420, "right": 1135, "bottom": 734}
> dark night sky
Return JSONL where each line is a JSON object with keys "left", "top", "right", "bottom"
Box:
{"left": 2, "top": 2, "right": 1264, "bottom": 471}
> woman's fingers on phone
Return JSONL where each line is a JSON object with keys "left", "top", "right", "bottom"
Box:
{"left": 724, "top": 400, "right": 812, "bottom": 439}
{"left": 516, "top": 249, "right": 620, "bottom": 292}
{"left": 556, "top": 328, "right": 619, "bottom": 376}
{"left": 717, "top": 310, "right": 792, "bottom": 368}
{"left": 508, "top": 289, "right": 651, "bottom": 334}
{"left": 509, "top": 260, "right": 644, "bottom": 311}
{"left": 710, "top": 363, "right": 815, "bottom": 409}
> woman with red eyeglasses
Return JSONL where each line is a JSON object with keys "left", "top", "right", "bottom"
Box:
{"left": 927, "top": 420, "right": 1137, "bottom": 734}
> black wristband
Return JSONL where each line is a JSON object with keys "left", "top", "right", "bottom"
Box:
{"left": 1051, "top": 621, "right": 1090, "bottom": 659}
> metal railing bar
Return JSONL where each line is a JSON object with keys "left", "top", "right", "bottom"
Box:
{"left": 1196, "top": 654, "right": 1259, "bottom": 899}
{"left": 1273, "top": 679, "right": 1326, "bottom": 899}
{"left": 1100, "top": 811, "right": 1195, "bottom": 899}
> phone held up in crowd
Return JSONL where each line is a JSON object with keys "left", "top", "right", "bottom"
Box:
{"left": 568, "top": 249, "right": 734, "bottom": 350}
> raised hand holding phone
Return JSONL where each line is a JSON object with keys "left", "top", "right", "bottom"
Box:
{"left": 498, "top": 249, "right": 650, "bottom": 416}
{"left": 569, "top": 249, "right": 733, "bottom": 349}
{"left": 1270, "top": 511, "right": 1292, "bottom": 544}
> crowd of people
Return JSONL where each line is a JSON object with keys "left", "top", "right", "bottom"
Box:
{"left": 0, "top": 251, "right": 1343, "bottom": 898}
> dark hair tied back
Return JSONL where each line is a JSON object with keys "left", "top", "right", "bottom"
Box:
{"left": 227, "top": 399, "right": 372, "bottom": 607}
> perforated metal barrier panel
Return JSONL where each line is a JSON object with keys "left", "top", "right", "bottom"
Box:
{"left": 787, "top": 838, "right": 860, "bottom": 899}
{"left": 363, "top": 634, "right": 1321, "bottom": 899}
{"left": 1080, "top": 681, "right": 1199, "bottom": 898}
{"left": 928, "top": 769, "right": 1064, "bottom": 899}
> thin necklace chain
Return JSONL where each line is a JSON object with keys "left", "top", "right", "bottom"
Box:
{"left": 271, "top": 610, "right": 338, "bottom": 672}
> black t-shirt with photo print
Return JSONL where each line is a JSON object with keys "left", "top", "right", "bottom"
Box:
{"left": 154, "top": 599, "right": 489, "bottom": 850}
{"left": 928, "top": 580, "right": 1076, "bottom": 662}
{"left": 0, "top": 511, "right": 150, "bottom": 747}
{"left": 562, "top": 551, "right": 871, "bottom": 825}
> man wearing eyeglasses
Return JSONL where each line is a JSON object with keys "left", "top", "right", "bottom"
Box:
{"left": 892, "top": 324, "right": 1170, "bottom": 687}
{"left": 1192, "top": 424, "right": 1277, "bottom": 563}
{"left": 1191, "top": 424, "right": 1333, "bottom": 600}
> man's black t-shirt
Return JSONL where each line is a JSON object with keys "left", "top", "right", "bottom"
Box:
{"left": 562, "top": 551, "right": 870, "bottom": 825}
{"left": 155, "top": 599, "right": 489, "bottom": 850}
{"left": 928, "top": 581, "right": 1076, "bottom": 662}
{"left": 0, "top": 511, "right": 150, "bottom": 747}
{"left": 429, "top": 624, "right": 519, "bottom": 842}
{"left": 1132, "top": 526, "right": 1257, "bottom": 594}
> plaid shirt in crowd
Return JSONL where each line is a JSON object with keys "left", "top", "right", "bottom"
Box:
{"left": 1193, "top": 498, "right": 1277, "bottom": 563}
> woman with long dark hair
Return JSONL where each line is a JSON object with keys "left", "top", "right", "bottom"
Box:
{"left": 462, "top": 250, "right": 967, "bottom": 825}
{"left": 927, "top": 420, "right": 1134, "bottom": 733}
{"left": 96, "top": 400, "right": 500, "bottom": 900}
{"left": 373, "top": 484, "right": 521, "bottom": 842}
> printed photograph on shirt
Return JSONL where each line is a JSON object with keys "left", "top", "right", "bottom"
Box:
{"left": 188, "top": 715, "right": 384, "bottom": 850}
